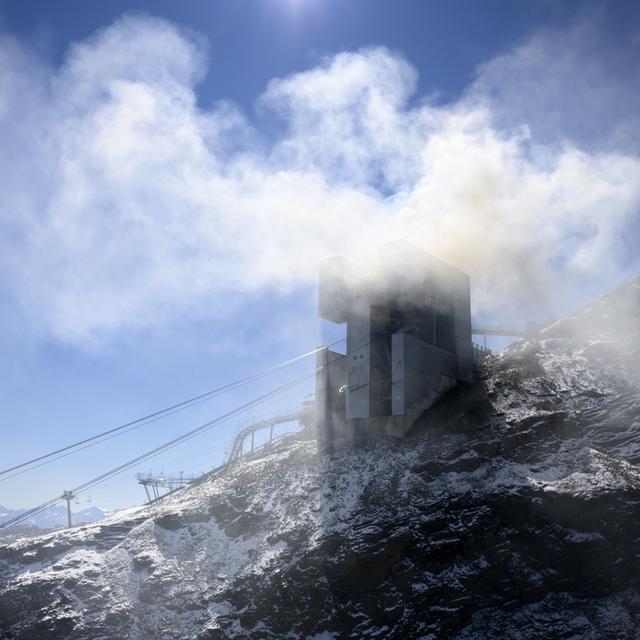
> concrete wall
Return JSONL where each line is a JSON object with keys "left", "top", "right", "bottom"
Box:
{"left": 315, "top": 347, "right": 347, "bottom": 449}
{"left": 318, "top": 256, "right": 350, "bottom": 324}
{"left": 391, "top": 333, "right": 458, "bottom": 417}
{"left": 451, "top": 270, "right": 473, "bottom": 383}
{"left": 346, "top": 295, "right": 371, "bottom": 420}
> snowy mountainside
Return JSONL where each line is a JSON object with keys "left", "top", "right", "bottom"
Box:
{"left": 1, "top": 278, "right": 640, "bottom": 639}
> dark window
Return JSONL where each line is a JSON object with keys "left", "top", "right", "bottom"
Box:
{"left": 436, "top": 312, "right": 456, "bottom": 353}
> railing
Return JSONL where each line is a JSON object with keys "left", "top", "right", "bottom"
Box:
{"left": 226, "top": 413, "right": 302, "bottom": 465}
{"left": 472, "top": 343, "right": 492, "bottom": 362}
{"left": 472, "top": 321, "right": 540, "bottom": 338}
{"left": 472, "top": 325, "right": 526, "bottom": 337}
{"left": 137, "top": 413, "right": 303, "bottom": 504}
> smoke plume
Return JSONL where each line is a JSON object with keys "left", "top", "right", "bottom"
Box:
{"left": 0, "top": 13, "right": 639, "bottom": 345}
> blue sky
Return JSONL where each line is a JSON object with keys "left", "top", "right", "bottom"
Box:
{"left": 1, "top": 0, "right": 639, "bottom": 511}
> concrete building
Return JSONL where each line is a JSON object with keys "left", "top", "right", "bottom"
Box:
{"left": 315, "top": 241, "right": 473, "bottom": 446}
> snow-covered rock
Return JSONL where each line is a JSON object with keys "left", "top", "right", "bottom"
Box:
{"left": 1, "top": 278, "right": 639, "bottom": 639}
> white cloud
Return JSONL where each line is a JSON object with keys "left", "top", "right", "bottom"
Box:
{"left": 262, "top": 47, "right": 423, "bottom": 191}
{"left": 468, "top": 11, "right": 640, "bottom": 153}
{"left": 0, "top": 13, "right": 639, "bottom": 345}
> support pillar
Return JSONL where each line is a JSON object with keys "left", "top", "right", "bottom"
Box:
{"left": 62, "top": 490, "right": 74, "bottom": 528}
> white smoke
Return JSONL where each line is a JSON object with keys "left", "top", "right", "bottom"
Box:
{"left": 0, "top": 13, "right": 639, "bottom": 345}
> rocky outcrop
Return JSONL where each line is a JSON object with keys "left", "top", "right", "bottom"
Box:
{"left": 1, "top": 279, "right": 639, "bottom": 639}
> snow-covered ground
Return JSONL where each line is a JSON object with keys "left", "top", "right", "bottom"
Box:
{"left": 1, "top": 278, "right": 639, "bottom": 639}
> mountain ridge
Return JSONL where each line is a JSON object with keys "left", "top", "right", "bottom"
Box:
{"left": 0, "top": 504, "right": 109, "bottom": 530}
{"left": 1, "top": 278, "right": 639, "bottom": 639}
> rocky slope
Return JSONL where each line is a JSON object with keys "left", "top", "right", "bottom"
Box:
{"left": 1, "top": 278, "right": 639, "bottom": 639}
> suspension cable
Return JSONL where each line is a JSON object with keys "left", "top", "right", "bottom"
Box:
{"left": 0, "top": 341, "right": 355, "bottom": 531}
{"left": 0, "top": 340, "right": 345, "bottom": 480}
{"left": 0, "top": 371, "right": 315, "bottom": 530}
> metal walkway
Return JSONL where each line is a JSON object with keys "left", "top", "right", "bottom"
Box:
{"left": 472, "top": 322, "right": 540, "bottom": 339}
{"left": 226, "top": 413, "right": 302, "bottom": 465}
{"left": 136, "top": 471, "right": 199, "bottom": 503}
{"left": 139, "top": 412, "right": 303, "bottom": 503}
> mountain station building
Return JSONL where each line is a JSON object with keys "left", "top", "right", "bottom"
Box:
{"left": 315, "top": 242, "right": 473, "bottom": 446}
